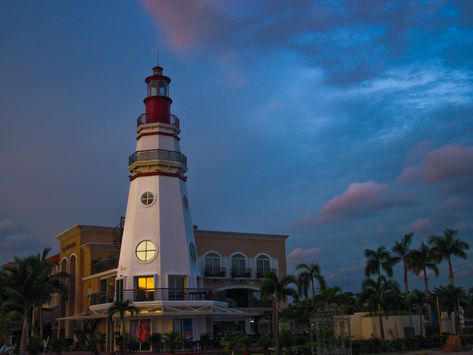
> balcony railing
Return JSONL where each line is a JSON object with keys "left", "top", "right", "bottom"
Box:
{"left": 128, "top": 149, "right": 187, "bottom": 167}
{"left": 90, "top": 257, "right": 118, "bottom": 275}
{"left": 204, "top": 267, "right": 227, "bottom": 278}
{"left": 231, "top": 268, "right": 252, "bottom": 278}
{"left": 256, "top": 268, "right": 276, "bottom": 279}
{"left": 137, "top": 113, "right": 180, "bottom": 129}
{"left": 90, "top": 288, "right": 227, "bottom": 305}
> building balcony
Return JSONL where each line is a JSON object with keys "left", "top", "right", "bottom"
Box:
{"left": 128, "top": 148, "right": 187, "bottom": 168}
{"left": 256, "top": 268, "right": 276, "bottom": 279}
{"left": 231, "top": 268, "right": 252, "bottom": 279}
{"left": 90, "top": 288, "right": 227, "bottom": 305}
{"left": 136, "top": 113, "right": 180, "bottom": 129}
{"left": 204, "top": 267, "right": 227, "bottom": 278}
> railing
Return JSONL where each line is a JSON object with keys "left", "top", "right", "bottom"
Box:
{"left": 231, "top": 268, "right": 252, "bottom": 278}
{"left": 256, "top": 268, "right": 276, "bottom": 279}
{"left": 90, "top": 257, "right": 119, "bottom": 275}
{"left": 90, "top": 293, "right": 114, "bottom": 305}
{"left": 136, "top": 113, "right": 180, "bottom": 129}
{"left": 204, "top": 267, "right": 227, "bottom": 278}
{"left": 90, "top": 288, "right": 227, "bottom": 305}
{"left": 128, "top": 149, "right": 187, "bottom": 167}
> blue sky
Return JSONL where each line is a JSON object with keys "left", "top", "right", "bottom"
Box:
{"left": 1, "top": 0, "right": 472, "bottom": 291}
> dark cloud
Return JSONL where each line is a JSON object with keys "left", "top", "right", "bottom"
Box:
{"left": 142, "top": 0, "right": 472, "bottom": 85}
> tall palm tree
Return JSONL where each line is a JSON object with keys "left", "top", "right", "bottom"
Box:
{"left": 260, "top": 272, "right": 296, "bottom": 355}
{"left": 2, "top": 248, "right": 67, "bottom": 355}
{"left": 361, "top": 276, "right": 400, "bottom": 340}
{"left": 391, "top": 233, "right": 413, "bottom": 293}
{"left": 295, "top": 263, "right": 326, "bottom": 298}
{"left": 429, "top": 228, "right": 469, "bottom": 287}
{"left": 364, "top": 246, "right": 395, "bottom": 278}
{"left": 409, "top": 242, "right": 439, "bottom": 297}
{"left": 107, "top": 300, "right": 139, "bottom": 353}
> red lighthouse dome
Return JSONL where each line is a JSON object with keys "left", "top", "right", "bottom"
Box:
{"left": 143, "top": 66, "right": 172, "bottom": 125}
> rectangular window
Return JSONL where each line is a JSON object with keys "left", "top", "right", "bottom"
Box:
{"left": 173, "top": 318, "right": 193, "bottom": 341}
{"left": 129, "top": 319, "right": 151, "bottom": 351}
{"left": 168, "top": 275, "right": 185, "bottom": 300}
{"left": 134, "top": 275, "right": 155, "bottom": 301}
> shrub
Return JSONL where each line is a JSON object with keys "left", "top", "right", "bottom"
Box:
{"left": 49, "top": 337, "right": 67, "bottom": 355}
{"left": 26, "top": 336, "right": 42, "bottom": 355}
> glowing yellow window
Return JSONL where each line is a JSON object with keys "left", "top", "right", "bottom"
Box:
{"left": 136, "top": 240, "right": 157, "bottom": 262}
{"left": 137, "top": 276, "right": 154, "bottom": 290}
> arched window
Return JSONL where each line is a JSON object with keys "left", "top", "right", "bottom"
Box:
{"left": 231, "top": 253, "right": 249, "bottom": 278}
{"left": 256, "top": 254, "right": 271, "bottom": 278}
{"left": 204, "top": 252, "right": 223, "bottom": 277}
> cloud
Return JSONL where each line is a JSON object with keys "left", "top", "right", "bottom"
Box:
{"left": 141, "top": 1, "right": 473, "bottom": 86}
{"left": 287, "top": 247, "right": 322, "bottom": 266}
{"left": 299, "top": 181, "right": 412, "bottom": 225}
{"left": 398, "top": 217, "right": 431, "bottom": 234}
{"left": 399, "top": 144, "right": 473, "bottom": 183}
{"left": 327, "top": 264, "right": 364, "bottom": 280}
{"left": 0, "top": 218, "right": 15, "bottom": 230}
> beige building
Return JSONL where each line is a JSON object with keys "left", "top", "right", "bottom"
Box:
{"left": 46, "top": 223, "right": 287, "bottom": 350}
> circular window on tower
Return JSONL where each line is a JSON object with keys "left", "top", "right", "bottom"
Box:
{"left": 183, "top": 195, "right": 189, "bottom": 209}
{"left": 135, "top": 240, "right": 158, "bottom": 262}
{"left": 140, "top": 191, "right": 156, "bottom": 206}
{"left": 189, "top": 242, "right": 197, "bottom": 264}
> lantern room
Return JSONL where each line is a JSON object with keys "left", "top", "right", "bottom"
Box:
{"left": 143, "top": 66, "right": 172, "bottom": 125}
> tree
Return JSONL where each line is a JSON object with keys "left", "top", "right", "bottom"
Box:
{"left": 2, "top": 248, "right": 67, "bottom": 355}
{"left": 260, "top": 272, "right": 297, "bottom": 355}
{"left": 429, "top": 228, "right": 469, "bottom": 287}
{"left": 162, "top": 331, "right": 182, "bottom": 354}
{"left": 361, "top": 276, "right": 400, "bottom": 340}
{"left": 391, "top": 233, "right": 413, "bottom": 293}
{"left": 295, "top": 263, "right": 326, "bottom": 298}
{"left": 364, "top": 246, "right": 395, "bottom": 278}
{"left": 107, "top": 300, "right": 139, "bottom": 353}
{"left": 409, "top": 242, "right": 439, "bottom": 297}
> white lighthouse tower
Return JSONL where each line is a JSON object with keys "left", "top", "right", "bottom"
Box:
{"left": 117, "top": 66, "right": 201, "bottom": 299}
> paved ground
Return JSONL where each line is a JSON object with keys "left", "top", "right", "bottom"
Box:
{"left": 377, "top": 350, "right": 473, "bottom": 355}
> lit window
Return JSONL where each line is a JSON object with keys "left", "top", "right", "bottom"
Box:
{"left": 140, "top": 192, "right": 155, "bottom": 206}
{"left": 136, "top": 240, "right": 157, "bottom": 262}
{"left": 137, "top": 276, "right": 155, "bottom": 290}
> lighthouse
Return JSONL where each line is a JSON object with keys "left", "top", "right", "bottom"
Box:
{"left": 116, "top": 66, "right": 201, "bottom": 299}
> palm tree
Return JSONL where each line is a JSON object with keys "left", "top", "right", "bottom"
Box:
{"left": 391, "top": 233, "right": 413, "bottom": 293}
{"left": 318, "top": 286, "right": 342, "bottom": 306}
{"left": 429, "top": 228, "right": 469, "bottom": 287}
{"left": 260, "top": 272, "right": 296, "bottom": 355}
{"left": 409, "top": 242, "right": 439, "bottom": 297}
{"left": 2, "top": 249, "right": 67, "bottom": 355}
{"left": 296, "top": 263, "right": 326, "bottom": 298}
{"left": 107, "top": 300, "right": 139, "bottom": 353}
{"left": 364, "top": 246, "right": 395, "bottom": 278}
{"left": 361, "top": 276, "right": 400, "bottom": 340}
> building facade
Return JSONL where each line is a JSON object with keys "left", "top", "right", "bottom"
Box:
{"left": 46, "top": 66, "right": 288, "bottom": 351}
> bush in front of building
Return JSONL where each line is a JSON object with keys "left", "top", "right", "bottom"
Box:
{"left": 25, "top": 336, "right": 42, "bottom": 355}
{"left": 49, "top": 336, "right": 67, "bottom": 355}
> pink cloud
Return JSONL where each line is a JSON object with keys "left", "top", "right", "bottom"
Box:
{"left": 287, "top": 248, "right": 322, "bottom": 261}
{"left": 298, "top": 181, "right": 412, "bottom": 225}
{"left": 142, "top": 0, "right": 230, "bottom": 52}
{"left": 399, "top": 144, "right": 473, "bottom": 183}
{"left": 398, "top": 217, "right": 431, "bottom": 233}
{"left": 287, "top": 247, "right": 322, "bottom": 266}
{"left": 327, "top": 264, "right": 364, "bottom": 280}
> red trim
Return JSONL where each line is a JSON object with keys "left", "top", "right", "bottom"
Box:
{"left": 129, "top": 171, "right": 187, "bottom": 182}
{"left": 47, "top": 253, "right": 60, "bottom": 265}
{"left": 136, "top": 131, "right": 180, "bottom": 141}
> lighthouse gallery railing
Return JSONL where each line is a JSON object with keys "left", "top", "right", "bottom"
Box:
{"left": 129, "top": 149, "right": 187, "bottom": 167}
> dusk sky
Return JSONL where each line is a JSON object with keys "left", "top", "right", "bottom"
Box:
{"left": 1, "top": 1, "right": 472, "bottom": 291}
